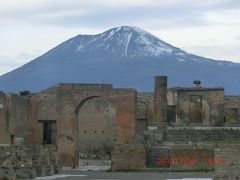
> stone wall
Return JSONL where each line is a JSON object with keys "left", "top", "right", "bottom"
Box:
{"left": 214, "top": 145, "right": 240, "bottom": 180}
{"left": 0, "top": 93, "right": 29, "bottom": 144}
{"left": 137, "top": 93, "right": 154, "bottom": 126}
{"left": 144, "top": 127, "right": 240, "bottom": 144}
{"left": 111, "top": 145, "right": 147, "bottom": 171}
{"left": 0, "top": 145, "right": 58, "bottom": 179}
{"left": 36, "top": 93, "right": 57, "bottom": 121}
{"left": 7, "top": 94, "right": 28, "bottom": 143}
{"left": 78, "top": 96, "right": 117, "bottom": 159}
{"left": 170, "top": 148, "right": 214, "bottom": 171}
{"left": 172, "top": 88, "right": 224, "bottom": 127}
{"left": 25, "top": 93, "right": 43, "bottom": 145}
{"left": 224, "top": 96, "right": 240, "bottom": 126}
{"left": 164, "top": 127, "right": 240, "bottom": 142}
{"left": 147, "top": 146, "right": 214, "bottom": 171}
{"left": 0, "top": 92, "right": 8, "bottom": 144}
{"left": 25, "top": 92, "right": 58, "bottom": 145}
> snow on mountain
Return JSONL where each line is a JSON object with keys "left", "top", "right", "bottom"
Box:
{"left": 0, "top": 26, "right": 239, "bottom": 95}
{"left": 74, "top": 26, "right": 183, "bottom": 57}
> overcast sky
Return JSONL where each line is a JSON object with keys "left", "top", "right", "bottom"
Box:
{"left": 0, "top": 0, "right": 240, "bottom": 75}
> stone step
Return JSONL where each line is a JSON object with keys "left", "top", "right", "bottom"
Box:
{"left": 78, "top": 159, "right": 111, "bottom": 171}
{"left": 79, "top": 159, "right": 111, "bottom": 166}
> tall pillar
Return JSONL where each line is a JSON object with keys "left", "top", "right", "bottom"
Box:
{"left": 153, "top": 76, "right": 167, "bottom": 125}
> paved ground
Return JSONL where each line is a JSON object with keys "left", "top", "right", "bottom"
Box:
{"left": 35, "top": 170, "right": 214, "bottom": 180}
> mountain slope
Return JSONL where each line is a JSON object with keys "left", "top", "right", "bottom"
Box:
{"left": 0, "top": 26, "right": 240, "bottom": 95}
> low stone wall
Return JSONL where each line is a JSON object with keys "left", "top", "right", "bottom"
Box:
{"left": 110, "top": 143, "right": 240, "bottom": 177}
{"left": 214, "top": 145, "right": 240, "bottom": 180}
{"left": 111, "top": 145, "right": 147, "bottom": 171}
{"left": 0, "top": 145, "right": 58, "bottom": 179}
{"left": 147, "top": 146, "right": 214, "bottom": 171}
{"left": 165, "top": 128, "right": 240, "bottom": 143}
{"left": 145, "top": 127, "right": 240, "bottom": 145}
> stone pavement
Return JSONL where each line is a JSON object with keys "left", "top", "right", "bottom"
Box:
{"left": 34, "top": 171, "right": 214, "bottom": 180}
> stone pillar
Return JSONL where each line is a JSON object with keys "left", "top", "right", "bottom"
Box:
{"left": 153, "top": 76, "right": 167, "bottom": 125}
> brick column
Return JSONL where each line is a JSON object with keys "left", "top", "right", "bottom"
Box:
{"left": 153, "top": 76, "right": 167, "bottom": 125}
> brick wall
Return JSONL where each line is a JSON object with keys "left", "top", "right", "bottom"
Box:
{"left": 0, "top": 93, "right": 29, "bottom": 144}
{"left": 111, "top": 145, "right": 147, "bottom": 171}
{"left": 36, "top": 93, "right": 57, "bottom": 120}
{"left": 56, "top": 85, "right": 137, "bottom": 167}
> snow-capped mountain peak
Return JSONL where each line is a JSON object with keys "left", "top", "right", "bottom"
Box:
{"left": 0, "top": 26, "right": 239, "bottom": 95}
{"left": 73, "top": 26, "right": 183, "bottom": 57}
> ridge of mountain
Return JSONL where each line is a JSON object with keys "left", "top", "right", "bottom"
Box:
{"left": 0, "top": 26, "right": 239, "bottom": 95}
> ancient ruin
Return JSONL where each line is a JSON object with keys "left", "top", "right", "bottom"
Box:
{"left": 0, "top": 76, "right": 240, "bottom": 179}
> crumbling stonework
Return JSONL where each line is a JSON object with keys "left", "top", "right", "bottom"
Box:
{"left": 214, "top": 145, "right": 240, "bottom": 180}
{"left": 168, "top": 87, "right": 224, "bottom": 127}
{"left": 0, "top": 145, "right": 58, "bottom": 179}
{"left": 224, "top": 96, "right": 240, "bottom": 126}
{"left": 137, "top": 93, "right": 154, "bottom": 121}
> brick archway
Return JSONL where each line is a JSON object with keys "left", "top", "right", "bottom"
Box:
{"left": 76, "top": 96, "right": 117, "bottom": 160}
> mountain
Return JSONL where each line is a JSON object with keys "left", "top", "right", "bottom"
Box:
{"left": 0, "top": 26, "right": 240, "bottom": 95}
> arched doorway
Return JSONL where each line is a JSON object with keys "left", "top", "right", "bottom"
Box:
{"left": 77, "top": 96, "right": 116, "bottom": 160}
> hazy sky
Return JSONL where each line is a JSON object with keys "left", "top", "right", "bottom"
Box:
{"left": 0, "top": 0, "right": 240, "bottom": 75}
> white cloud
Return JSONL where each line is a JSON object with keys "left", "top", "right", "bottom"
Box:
{"left": 203, "top": 9, "right": 240, "bottom": 25}
{"left": 34, "top": 9, "right": 91, "bottom": 19}
{"left": 0, "top": 22, "right": 101, "bottom": 75}
{"left": 54, "top": 0, "right": 233, "bottom": 8}
{"left": 185, "top": 44, "right": 240, "bottom": 61}
{"left": 0, "top": 0, "right": 234, "bottom": 13}
{"left": 0, "top": 0, "right": 44, "bottom": 11}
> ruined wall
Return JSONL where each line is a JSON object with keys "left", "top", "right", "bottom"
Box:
{"left": 7, "top": 94, "right": 29, "bottom": 142}
{"left": 78, "top": 96, "right": 117, "bottom": 159}
{"left": 224, "top": 96, "right": 240, "bottom": 126}
{"left": 176, "top": 89, "right": 224, "bottom": 126}
{"left": 167, "top": 90, "right": 177, "bottom": 125}
{"left": 0, "top": 92, "right": 8, "bottom": 144}
{"left": 25, "top": 94, "right": 42, "bottom": 145}
{"left": 145, "top": 127, "right": 240, "bottom": 144}
{"left": 137, "top": 93, "right": 154, "bottom": 134}
{"left": 56, "top": 84, "right": 137, "bottom": 167}
{"left": 111, "top": 145, "right": 147, "bottom": 171}
{"left": 147, "top": 146, "right": 214, "bottom": 171}
{"left": 0, "top": 145, "right": 58, "bottom": 179}
{"left": 25, "top": 92, "right": 57, "bottom": 145}
{"left": 37, "top": 93, "right": 57, "bottom": 120}
{"left": 0, "top": 93, "right": 29, "bottom": 144}
{"left": 136, "top": 101, "right": 147, "bottom": 136}
{"left": 167, "top": 90, "right": 177, "bottom": 106}
{"left": 214, "top": 145, "right": 240, "bottom": 179}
